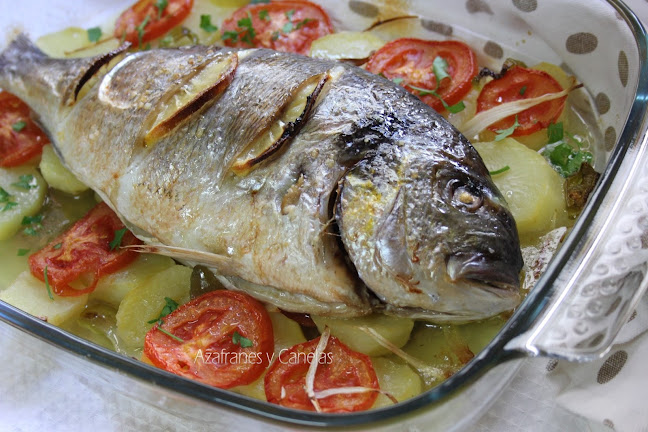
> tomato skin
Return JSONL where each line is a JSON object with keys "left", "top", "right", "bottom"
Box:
{"left": 0, "top": 91, "right": 49, "bottom": 167}
{"left": 264, "top": 335, "right": 379, "bottom": 412}
{"left": 366, "top": 38, "right": 478, "bottom": 113}
{"left": 28, "top": 202, "right": 141, "bottom": 296}
{"left": 476, "top": 65, "right": 566, "bottom": 136}
{"left": 221, "top": 0, "right": 333, "bottom": 55}
{"left": 114, "top": 0, "right": 194, "bottom": 47}
{"left": 145, "top": 290, "right": 274, "bottom": 389}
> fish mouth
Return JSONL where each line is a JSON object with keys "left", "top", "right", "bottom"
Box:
{"left": 446, "top": 253, "right": 520, "bottom": 293}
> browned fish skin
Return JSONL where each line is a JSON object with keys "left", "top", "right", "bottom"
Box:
{"left": 0, "top": 36, "right": 523, "bottom": 321}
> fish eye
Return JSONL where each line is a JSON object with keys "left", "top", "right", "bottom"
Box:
{"left": 453, "top": 186, "right": 483, "bottom": 212}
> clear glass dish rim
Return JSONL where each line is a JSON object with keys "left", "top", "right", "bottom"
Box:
{"left": 0, "top": 0, "right": 647, "bottom": 427}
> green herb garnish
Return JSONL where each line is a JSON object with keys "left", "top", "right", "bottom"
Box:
{"left": 0, "top": 187, "right": 10, "bottom": 202}
{"left": 489, "top": 165, "right": 510, "bottom": 176}
{"left": 87, "top": 27, "right": 102, "bottom": 43}
{"left": 53, "top": 243, "right": 63, "bottom": 250}
{"left": 392, "top": 77, "right": 404, "bottom": 85}
{"left": 295, "top": 18, "right": 312, "bottom": 30}
{"left": 271, "top": 31, "right": 280, "bottom": 41}
{"left": 200, "top": 14, "right": 219, "bottom": 33}
{"left": 157, "top": 327, "right": 185, "bottom": 342}
{"left": 23, "top": 227, "right": 40, "bottom": 236}
{"left": 21, "top": 214, "right": 43, "bottom": 226}
{"left": 519, "top": 85, "right": 527, "bottom": 96}
{"left": 237, "top": 12, "right": 256, "bottom": 45}
{"left": 136, "top": 15, "right": 150, "bottom": 48}
{"left": 148, "top": 297, "right": 180, "bottom": 325}
{"left": 285, "top": 9, "right": 295, "bottom": 20}
{"left": 44, "top": 266, "right": 54, "bottom": 300}
{"left": 407, "top": 57, "right": 466, "bottom": 113}
{"left": 282, "top": 21, "right": 294, "bottom": 33}
{"left": 259, "top": 9, "right": 269, "bottom": 20}
{"left": 232, "top": 330, "right": 253, "bottom": 348}
{"left": 250, "top": 0, "right": 270, "bottom": 3}
{"left": 432, "top": 56, "right": 451, "bottom": 83}
{"left": 2, "top": 201, "right": 18, "bottom": 212}
{"left": 222, "top": 31, "right": 239, "bottom": 42}
{"left": 494, "top": 115, "right": 520, "bottom": 141}
{"left": 109, "top": 228, "right": 127, "bottom": 251}
{"left": 155, "top": 0, "right": 168, "bottom": 19}
{"left": 542, "top": 122, "right": 594, "bottom": 177}
{"left": 12, "top": 120, "right": 26, "bottom": 132}
{"left": 11, "top": 174, "right": 36, "bottom": 190}
{"left": 17, "top": 248, "right": 30, "bottom": 256}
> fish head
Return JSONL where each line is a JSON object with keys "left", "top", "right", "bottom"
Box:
{"left": 336, "top": 141, "right": 523, "bottom": 322}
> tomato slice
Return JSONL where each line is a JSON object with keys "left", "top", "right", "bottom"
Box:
{"left": 221, "top": 0, "right": 333, "bottom": 55}
{"left": 28, "top": 202, "right": 141, "bottom": 296}
{"left": 365, "top": 38, "right": 478, "bottom": 113}
{"left": 114, "top": 0, "right": 194, "bottom": 47}
{"left": 476, "top": 65, "right": 566, "bottom": 136}
{"left": 0, "top": 91, "right": 49, "bottom": 167}
{"left": 264, "top": 335, "right": 379, "bottom": 412}
{"left": 145, "top": 290, "right": 274, "bottom": 389}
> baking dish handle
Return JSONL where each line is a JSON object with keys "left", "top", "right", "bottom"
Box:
{"left": 504, "top": 119, "right": 648, "bottom": 362}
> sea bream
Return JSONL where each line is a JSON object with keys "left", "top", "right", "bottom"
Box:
{"left": 0, "top": 35, "right": 523, "bottom": 322}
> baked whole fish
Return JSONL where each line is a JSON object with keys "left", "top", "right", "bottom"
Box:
{"left": 0, "top": 35, "right": 523, "bottom": 322}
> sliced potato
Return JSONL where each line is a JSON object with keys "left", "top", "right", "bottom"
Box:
{"left": 39, "top": 145, "right": 88, "bottom": 195}
{"left": 474, "top": 138, "right": 567, "bottom": 240}
{"left": 0, "top": 166, "right": 47, "bottom": 241}
{"left": 312, "top": 314, "right": 414, "bottom": 356}
{"left": 372, "top": 356, "right": 422, "bottom": 408}
{"left": 36, "top": 27, "right": 120, "bottom": 58}
{"left": 310, "top": 31, "right": 384, "bottom": 60}
{"left": 116, "top": 264, "right": 192, "bottom": 348}
{"left": 0, "top": 236, "right": 32, "bottom": 290}
{"left": 91, "top": 253, "right": 175, "bottom": 306}
{"left": 0, "top": 271, "right": 88, "bottom": 325}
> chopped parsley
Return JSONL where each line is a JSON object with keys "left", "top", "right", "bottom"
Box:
{"left": 44, "top": 266, "right": 54, "bottom": 300}
{"left": 392, "top": 77, "right": 404, "bottom": 85}
{"left": 53, "top": 243, "right": 63, "bottom": 250}
{"left": 232, "top": 330, "right": 253, "bottom": 348}
{"left": 11, "top": 174, "right": 37, "bottom": 190}
{"left": 282, "top": 21, "right": 294, "bottom": 34}
{"left": 489, "top": 165, "right": 510, "bottom": 176}
{"left": 21, "top": 214, "right": 43, "bottom": 226}
{"left": 17, "top": 248, "right": 30, "bottom": 256}
{"left": 87, "top": 27, "right": 102, "bottom": 43}
{"left": 407, "top": 57, "right": 465, "bottom": 114}
{"left": 200, "top": 14, "right": 219, "bottom": 33}
{"left": 12, "top": 120, "right": 26, "bottom": 132}
{"left": 542, "top": 122, "right": 593, "bottom": 177}
{"left": 155, "top": 0, "right": 168, "bottom": 19}
{"left": 109, "top": 228, "right": 128, "bottom": 251}
{"left": 295, "top": 18, "right": 312, "bottom": 30}
{"left": 519, "top": 85, "right": 527, "bottom": 95}
{"left": 21, "top": 213, "right": 43, "bottom": 236}
{"left": 222, "top": 30, "right": 239, "bottom": 42}
{"left": 148, "top": 297, "right": 180, "bottom": 325}
{"left": 271, "top": 31, "right": 280, "bottom": 41}
{"left": 0, "top": 187, "right": 17, "bottom": 211}
{"left": 494, "top": 115, "right": 520, "bottom": 141}
{"left": 250, "top": 0, "right": 270, "bottom": 3}
{"left": 136, "top": 15, "right": 150, "bottom": 48}
{"left": 237, "top": 12, "right": 256, "bottom": 45}
{"left": 148, "top": 297, "right": 184, "bottom": 342}
{"left": 259, "top": 9, "right": 269, "bottom": 20}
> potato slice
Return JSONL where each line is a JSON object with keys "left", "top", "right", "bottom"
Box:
{"left": 310, "top": 31, "right": 384, "bottom": 60}
{"left": 39, "top": 145, "right": 89, "bottom": 195}
{"left": 474, "top": 138, "right": 567, "bottom": 240}
{"left": 372, "top": 356, "right": 422, "bottom": 408}
{"left": 116, "top": 265, "right": 191, "bottom": 348}
{"left": 0, "top": 271, "right": 88, "bottom": 325}
{"left": 91, "top": 253, "right": 175, "bottom": 306}
{"left": 0, "top": 166, "right": 47, "bottom": 241}
{"left": 311, "top": 314, "right": 414, "bottom": 356}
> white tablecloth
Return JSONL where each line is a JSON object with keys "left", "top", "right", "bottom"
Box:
{"left": 1, "top": 1, "right": 648, "bottom": 431}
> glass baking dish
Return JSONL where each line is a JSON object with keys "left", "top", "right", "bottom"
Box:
{"left": 1, "top": 0, "right": 647, "bottom": 429}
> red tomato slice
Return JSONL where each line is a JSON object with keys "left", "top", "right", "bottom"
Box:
{"left": 221, "top": 0, "right": 333, "bottom": 55}
{"left": 144, "top": 290, "right": 274, "bottom": 389}
{"left": 365, "top": 38, "right": 477, "bottom": 113}
{"left": 28, "top": 202, "right": 141, "bottom": 296}
{"left": 114, "top": 0, "right": 194, "bottom": 47}
{"left": 476, "top": 65, "right": 566, "bottom": 136}
{"left": 0, "top": 91, "right": 49, "bottom": 167}
{"left": 264, "top": 335, "right": 379, "bottom": 412}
